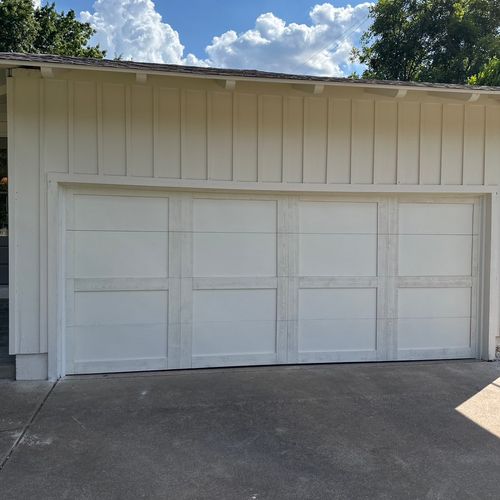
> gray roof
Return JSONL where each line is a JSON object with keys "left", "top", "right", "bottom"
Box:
{"left": 0, "top": 52, "right": 499, "bottom": 92}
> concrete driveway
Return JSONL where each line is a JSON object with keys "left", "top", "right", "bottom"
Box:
{"left": 0, "top": 361, "right": 499, "bottom": 499}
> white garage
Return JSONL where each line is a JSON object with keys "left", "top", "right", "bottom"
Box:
{"left": 1, "top": 53, "right": 499, "bottom": 380}
{"left": 64, "top": 188, "right": 480, "bottom": 374}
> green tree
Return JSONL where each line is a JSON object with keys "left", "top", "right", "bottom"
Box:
{"left": 468, "top": 57, "right": 500, "bottom": 85}
{"left": 354, "top": 0, "right": 500, "bottom": 84}
{"left": 0, "top": 0, "right": 37, "bottom": 53}
{"left": 0, "top": 0, "right": 104, "bottom": 58}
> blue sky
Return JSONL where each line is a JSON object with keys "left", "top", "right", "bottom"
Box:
{"left": 44, "top": 0, "right": 373, "bottom": 76}
{"left": 54, "top": 1, "right": 355, "bottom": 55}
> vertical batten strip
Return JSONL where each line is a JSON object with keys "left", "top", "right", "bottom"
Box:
{"left": 256, "top": 92, "right": 260, "bottom": 182}
{"left": 301, "top": 97, "right": 305, "bottom": 184}
{"left": 180, "top": 88, "right": 185, "bottom": 179}
{"left": 325, "top": 97, "right": 333, "bottom": 184}
{"left": 386, "top": 197, "right": 399, "bottom": 359}
{"left": 417, "top": 102, "right": 422, "bottom": 185}
{"left": 205, "top": 89, "right": 209, "bottom": 180}
{"left": 96, "top": 81, "right": 103, "bottom": 175}
{"left": 206, "top": 90, "right": 213, "bottom": 180}
{"left": 39, "top": 78, "right": 47, "bottom": 352}
{"left": 282, "top": 95, "right": 285, "bottom": 183}
{"left": 470, "top": 199, "right": 481, "bottom": 356}
{"left": 153, "top": 86, "right": 159, "bottom": 178}
{"left": 376, "top": 199, "right": 389, "bottom": 359}
{"left": 325, "top": 97, "right": 331, "bottom": 184}
{"left": 418, "top": 102, "right": 422, "bottom": 185}
{"left": 348, "top": 99, "right": 353, "bottom": 184}
{"left": 371, "top": 99, "right": 376, "bottom": 184}
{"left": 125, "top": 84, "right": 131, "bottom": 177}
{"left": 167, "top": 194, "right": 182, "bottom": 368}
{"left": 395, "top": 101, "right": 400, "bottom": 184}
{"left": 286, "top": 195, "right": 299, "bottom": 363}
{"left": 67, "top": 80, "right": 74, "bottom": 174}
{"left": 439, "top": 103, "right": 444, "bottom": 185}
{"left": 231, "top": 91, "right": 236, "bottom": 182}
{"left": 179, "top": 194, "right": 193, "bottom": 367}
{"left": 484, "top": 193, "right": 499, "bottom": 359}
{"left": 484, "top": 106, "right": 500, "bottom": 185}
{"left": 276, "top": 197, "right": 288, "bottom": 363}
{"left": 461, "top": 104, "right": 466, "bottom": 185}
{"left": 230, "top": 92, "right": 234, "bottom": 182}
{"left": 482, "top": 105, "right": 487, "bottom": 186}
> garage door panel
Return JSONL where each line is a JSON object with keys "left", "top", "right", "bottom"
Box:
{"left": 397, "top": 318, "right": 471, "bottom": 350}
{"left": 193, "top": 321, "right": 277, "bottom": 357}
{"left": 299, "top": 201, "right": 378, "bottom": 234}
{"left": 71, "top": 324, "right": 168, "bottom": 364}
{"left": 73, "top": 231, "right": 168, "bottom": 278}
{"left": 299, "top": 319, "right": 377, "bottom": 352}
{"left": 298, "top": 288, "right": 377, "bottom": 352}
{"left": 398, "top": 288, "right": 471, "bottom": 318}
{"left": 193, "top": 233, "right": 276, "bottom": 277}
{"left": 74, "top": 290, "right": 168, "bottom": 325}
{"left": 398, "top": 235, "right": 472, "bottom": 276}
{"left": 193, "top": 198, "right": 277, "bottom": 233}
{"left": 299, "top": 234, "right": 377, "bottom": 276}
{"left": 399, "top": 203, "right": 473, "bottom": 235}
{"left": 398, "top": 202, "right": 474, "bottom": 277}
{"left": 398, "top": 288, "right": 471, "bottom": 350}
{"left": 65, "top": 191, "right": 480, "bottom": 374}
{"left": 69, "top": 290, "right": 168, "bottom": 369}
{"left": 299, "top": 288, "right": 376, "bottom": 319}
{"left": 73, "top": 194, "right": 168, "bottom": 232}
{"left": 193, "top": 289, "right": 277, "bottom": 357}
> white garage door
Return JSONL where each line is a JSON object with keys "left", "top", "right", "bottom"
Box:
{"left": 64, "top": 189, "right": 480, "bottom": 374}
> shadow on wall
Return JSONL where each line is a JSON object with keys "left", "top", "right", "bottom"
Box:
{"left": 0, "top": 235, "right": 9, "bottom": 370}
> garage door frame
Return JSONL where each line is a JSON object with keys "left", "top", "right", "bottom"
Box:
{"left": 46, "top": 177, "right": 494, "bottom": 379}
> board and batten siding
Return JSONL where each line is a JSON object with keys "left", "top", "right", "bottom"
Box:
{"left": 6, "top": 68, "right": 500, "bottom": 366}
{"left": 10, "top": 69, "right": 499, "bottom": 186}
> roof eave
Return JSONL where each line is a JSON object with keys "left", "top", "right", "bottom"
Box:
{"left": 0, "top": 56, "right": 499, "bottom": 96}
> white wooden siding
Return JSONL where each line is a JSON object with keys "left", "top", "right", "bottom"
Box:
{"left": 7, "top": 68, "right": 500, "bottom": 363}
{"left": 11, "top": 70, "right": 496, "bottom": 187}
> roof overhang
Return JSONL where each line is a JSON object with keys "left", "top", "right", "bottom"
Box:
{"left": 0, "top": 52, "right": 499, "bottom": 100}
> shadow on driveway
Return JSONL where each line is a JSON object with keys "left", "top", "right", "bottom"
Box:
{"left": 0, "top": 360, "right": 499, "bottom": 499}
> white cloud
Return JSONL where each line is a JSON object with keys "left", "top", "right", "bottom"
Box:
{"left": 203, "top": 3, "right": 373, "bottom": 76}
{"left": 80, "top": 0, "right": 193, "bottom": 64}
{"left": 81, "top": 1, "right": 372, "bottom": 76}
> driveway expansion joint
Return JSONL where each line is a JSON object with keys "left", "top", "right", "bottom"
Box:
{"left": 0, "top": 380, "right": 58, "bottom": 472}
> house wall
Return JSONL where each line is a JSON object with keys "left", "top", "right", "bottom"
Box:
{"left": 7, "top": 68, "right": 500, "bottom": 378}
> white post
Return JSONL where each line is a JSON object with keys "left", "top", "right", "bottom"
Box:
{"left": 483, "top": 192, "right": 500, "bottom": 360}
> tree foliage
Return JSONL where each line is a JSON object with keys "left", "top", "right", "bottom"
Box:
{"left": 468, "top": 57, "right": 500, "bottom": 85}
{"left": 354, "top": 0, "right": 500, "bottom": 84}
{"left": 0, "top": 0, "right": 104, "bottom": 58}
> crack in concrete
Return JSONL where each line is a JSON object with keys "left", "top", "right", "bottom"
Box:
{"left": 0, "top": 380, "right": 58, "bottom": 472}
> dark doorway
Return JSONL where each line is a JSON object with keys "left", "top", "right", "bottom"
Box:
{"left": 0, "top": 83, "right": 12, "bottom": 376}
